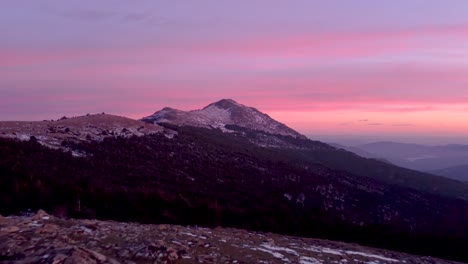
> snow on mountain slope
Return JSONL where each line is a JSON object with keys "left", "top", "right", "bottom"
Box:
{"left": 0, "top": 113, "right": 166, "bottom": 154}
{"left": 142, "top": 99, "right": 306, "bottom": 139}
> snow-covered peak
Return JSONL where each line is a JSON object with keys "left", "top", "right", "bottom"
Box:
{"left": 141, "top": 99, "right": 305, "bottom": 139}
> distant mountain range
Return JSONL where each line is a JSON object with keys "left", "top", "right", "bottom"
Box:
{"left": 430, "top": 164, "right": 468, "bottom": 183}
{"left": 1, "top": 99, "right": 468, "bottom": 262}
{"left": 328, "top": 143, "right": 386, "bottom": 161}
{"left": 340, "top": 141, "right": 468, "bottom": 182}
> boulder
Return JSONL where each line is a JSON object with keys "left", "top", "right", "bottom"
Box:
{"left": 32, "top": 209, "right": 50, "bottom": 221}
{"left": 0, "top": 226, "right": 20, "bottom": 233}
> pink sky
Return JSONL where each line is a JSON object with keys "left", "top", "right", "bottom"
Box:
{"left": 1, "top": 1, "right": 468, "bottom": 141}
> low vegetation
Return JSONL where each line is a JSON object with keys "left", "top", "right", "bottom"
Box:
{"left": 1, "top": 126, "right": 468, "bottom": 262}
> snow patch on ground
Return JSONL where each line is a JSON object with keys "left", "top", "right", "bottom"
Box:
{"left": 300, "top": 244, "right": 398, "bottom": 262}
{"left": 345, "top": 250, "right": 398, "bottom": 262}
{"left": 260, "top": 243, "right": 299, "bottom": 256}
{"left": 254, "top": 247, "right": 288, "bottom": 262}
{"left": 180, "top": 232, "right": 198, "bottom": 237}
{"left": 300, "top": 256, "right": 323, "bottom": 264}
{"left": 5, "top": 133, "right": 32, "bottom": 141}
{"left": 71, "top": 151, "right": 86, "bottom": 158}
{"left": 303, "top": 246, "right": 342, "bottom": 255}
{"left": 199, "top": 105, "right": 231, "bottom": 123}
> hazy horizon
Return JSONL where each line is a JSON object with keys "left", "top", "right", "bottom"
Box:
{"left": 308, "top": 134, "right": 468, "bottom": 146}
{"left": 2, "top": 1, "right": 467, "bottom": 141}
{"left": 1, "top": 104, "right": 465, "bottom": 146}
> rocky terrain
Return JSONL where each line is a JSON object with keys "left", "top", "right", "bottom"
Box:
{"left": 141, "top": 99, "right": 305, "bottom": 139}
{"left": 1, "top": 100, "right": 468, "bottom": 262}
{"left": 0, "top": 114, "right": 165, "bottom": 155}
{"left": 0, "top": 210, "right": 460, "bottom": 264}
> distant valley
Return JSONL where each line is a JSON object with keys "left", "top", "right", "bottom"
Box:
{"left": 333, "top": 141, "right": 468, "bottom": 182}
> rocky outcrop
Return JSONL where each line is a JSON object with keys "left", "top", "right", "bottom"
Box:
{"left": 0, "top": 210, "right": 460, "bottom": 264}
{"left": 0, "top": 114, "right": 166, "bottom": 155}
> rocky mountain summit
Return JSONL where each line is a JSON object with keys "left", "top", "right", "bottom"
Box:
{"left": 0, "top": 210, "right": 460, "bottom": 264}
{"left": 141, "top": 99, "right": 305, "bottom": 139}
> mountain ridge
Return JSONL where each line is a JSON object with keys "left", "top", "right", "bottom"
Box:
{"left": 2, "top": 101, "right": 468, "bottom": 261}
{"left": 357, "top": 141, "right": 468, "bottom": 173}
{"left": 431, "top": 164, "right": 468, "bottom": 182}
{"left": 0, "top": 113, "right": 165, "bottom": 153}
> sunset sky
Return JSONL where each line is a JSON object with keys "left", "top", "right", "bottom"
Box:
{"left": 1, "top": 1, "right": 468, "bottom": 141}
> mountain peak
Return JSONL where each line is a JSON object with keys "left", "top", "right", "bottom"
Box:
{"left": 142, "top": 99, "right": 305, "bottom": 138}
{"left": 205, "top": 99, "right": 241, "bottom": 110}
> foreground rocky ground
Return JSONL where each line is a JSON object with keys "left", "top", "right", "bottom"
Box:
{"left": 0, "top": 210, "right": 462, "bottom": 264}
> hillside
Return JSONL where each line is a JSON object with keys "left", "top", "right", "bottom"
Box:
{"left": 1, "top": 127, "right": 468, "bottom": 261}
{"left": 187, "top": 124, "right": 468, "bottom": 200}
{"left": 1, "top": 100, "right": 468, "bottom": 262}
{"left": 0, "top": 113, "right": 165, "bottom": 154}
